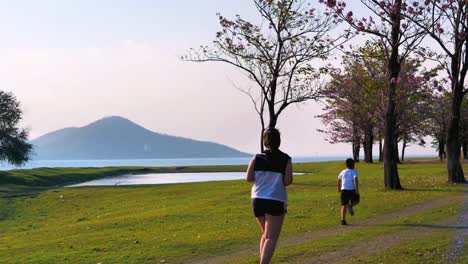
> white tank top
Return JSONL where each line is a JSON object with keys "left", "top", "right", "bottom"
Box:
{"left": 251, "top": 150, "right": 290, "bottom": 202}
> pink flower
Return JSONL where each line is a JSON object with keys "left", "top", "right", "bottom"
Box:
{"left": 326, "top": 0, "right": 337, "bottom": 8}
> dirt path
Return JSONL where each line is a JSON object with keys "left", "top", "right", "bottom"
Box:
{"left": 301, "top": 225, "right": 443, "bottom": 264}
{"left": 189, "top": 194, "right": 464, "bottom": 264}
{"left": 447, "top": 183, "right": 468, "bottom": 263}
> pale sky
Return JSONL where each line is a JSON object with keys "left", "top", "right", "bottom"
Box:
{"left": 0, "top": 0, "right": 436, "bottom": 157}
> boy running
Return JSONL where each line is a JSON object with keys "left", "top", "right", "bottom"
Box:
{"left": 337, "top": 158, "right": 359, "bottom": 225}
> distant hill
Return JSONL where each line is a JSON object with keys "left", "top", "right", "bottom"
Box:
{"left": 31, "top": 116, "right": 250, "bottom": 160}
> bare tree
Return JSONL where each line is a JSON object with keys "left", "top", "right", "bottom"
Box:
{"left": 183, "top": 0, "right": 348, "bottom": 151}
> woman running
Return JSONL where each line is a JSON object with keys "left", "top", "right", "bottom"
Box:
{"left": 246, "top": 128, "right": 293, "bottom": 264}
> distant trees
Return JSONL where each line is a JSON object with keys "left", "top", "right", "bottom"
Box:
{"left": 184, "top": 0, "right": 349, "bottom": 151}
{"left": 461, "top": 97, "right": 468, "bottom": 160}
{"left": 427, "top": 91, "right": 451, "bottom": 161}
{"left": 318, "top": 44, "right": 384, "bottom": 164}
{"left": 318, "top": 43, "right": 436, "bottom": 165}
{"left": 0, "top": 91, "right": 32, "bottom": 165}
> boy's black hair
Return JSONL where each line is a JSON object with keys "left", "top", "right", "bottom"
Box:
{"left": 346, "top": 158, "right": 355, "bottom": 169}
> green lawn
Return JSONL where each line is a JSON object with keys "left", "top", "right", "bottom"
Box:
{"left": 0, "top": 160, "right": 466, "bottom": 263}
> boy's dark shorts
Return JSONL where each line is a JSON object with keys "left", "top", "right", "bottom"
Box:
{"left": 340, "top": 190, "right": 359, "bottom": 205}
{"left": 252, "top": 198, "right": 286, "bottom": 217}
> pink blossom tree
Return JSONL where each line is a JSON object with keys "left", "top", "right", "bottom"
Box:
{"left": 323, "top": 0, "right": 428, "bottom": 189}
{"left": 318, "top": 44, "right": 385, "bottom": 163}
{"left": 319, "top": 43, "right": 436, "bottom": 165}
{"left": 403, "top": 0, "right": 467, "bottom": 183}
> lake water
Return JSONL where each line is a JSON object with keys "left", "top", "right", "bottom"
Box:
{"left": 69, "top": 172, "right": 304, "bottom": 187}
{"left": 0, "top": 156, "right": 347, "bottom": 170}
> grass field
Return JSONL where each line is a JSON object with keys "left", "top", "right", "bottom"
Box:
{"left": 0, "top": 160, "right": 466, "bottom": 263}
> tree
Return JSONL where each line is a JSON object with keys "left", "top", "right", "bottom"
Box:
{"left": 392, "top": 58, "right": 436, "bottom": 162}
{"left": 319, "top": 44, "right": 435, "bottom": 165}
{"left": 427, "top": 91, "right": 451, "bottom": 161}
{"left": 324, "top": 0, "right": 428, "bottom": 189}
{"left": 0, "top": 91, "right": 32, "bottom": 166}
{"left": 404, "top": 0, "right": 467, "bottom": 182}
{"left": 184, "top": 0, "right": 348, "bottom": 151}
{"left": 318, "top": 44, "right": 385, "bottom": 163}
{"left": 461, "top": 97, "right": 468, "bottom": 159}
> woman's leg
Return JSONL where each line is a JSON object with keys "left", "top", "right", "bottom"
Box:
{"left": 341, "top": 205, "right": 347, "bottom": 220}
{"left": 260, "top": 214, "right": 284, "bottom": 264}
{"left": 255, "top": 216, "right": 266, "bottom": 256}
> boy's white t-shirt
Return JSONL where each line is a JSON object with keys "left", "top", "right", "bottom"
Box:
{"left": 338, "top": 169, "right": 358, "bottom": 190}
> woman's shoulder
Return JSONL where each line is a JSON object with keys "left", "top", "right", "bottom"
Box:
{"left": 278, "top": 150, "right": 291, "bottom": 160}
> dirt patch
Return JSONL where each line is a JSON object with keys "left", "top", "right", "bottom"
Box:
{"left": 446, "top": 184, "right": 468, "bottom": 263}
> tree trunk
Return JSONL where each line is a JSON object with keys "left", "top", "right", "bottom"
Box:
{"left": 352, "top": 143, "right": 360, "bottom": 162}
{"left": 446, "top": 83, "right": 466, "bottom": 183}
{"left": 383, "top": 0, "right": 403, "bottom": 190}
{"left": 395, "top": 137, "right": 401, "bottom": 164}
{"left": 364, "top": 127, "right": 373, "bottom": 163}
{"left": 260, "top": 123, "right": 265, "bottom": 152}
{"left": 463, "top": 138, "right": 467, "bottom": 160}
{"left": 379, "top": 139, "right": 383, "bottom": 162}
{"left": 268, "top": 113, "right": 277, "bottom": 129}
{"left": 438, "top": 138, "right": 445, "bottom": 162}
{"left": 352, "top": 124, "right": 360, "bottom": 162}
{"left": 401, "top": 139, "right": 407, "bottom": 162}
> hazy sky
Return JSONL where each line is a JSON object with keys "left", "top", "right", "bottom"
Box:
{"left": 0, "top": 0, "right": 436, "bottom": 157}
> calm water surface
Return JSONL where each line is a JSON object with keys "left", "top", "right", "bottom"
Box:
{"left": 69, "top": 172, "right": 248, "bottom": 187}
{"left": 0, "top": 156, "right": 348, "bottom": 170}
{"left": 69, "top": 172, "right": 303, "bottom": 187}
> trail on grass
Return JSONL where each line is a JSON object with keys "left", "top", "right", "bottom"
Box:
{"left": 301, "top": 224, "right": 446, "bottom": 264}
{"left": 189, "top": 194, "right": 464, "bottom": 264}
{"left": 447, "top": 183, "right": 468, "bottom": 264}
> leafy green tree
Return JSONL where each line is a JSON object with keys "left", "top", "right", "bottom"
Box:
{"left": 0, "top": 91, "right": 32, "bottom": 166}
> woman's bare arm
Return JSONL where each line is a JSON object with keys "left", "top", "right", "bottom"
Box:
{"left": 283, "top": 159, "right": 293, "bottom": 186}
{"left": 246, "top": 157, "right": 255, "bottom": 183}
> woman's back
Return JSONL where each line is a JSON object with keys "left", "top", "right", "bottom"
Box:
{"left": 252, "top": 150, "right": 290, "bottom": 202}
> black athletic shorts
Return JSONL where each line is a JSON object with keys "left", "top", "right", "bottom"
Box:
{"left": 252, "top": 198, "right": 286, "bottom": 217}
{"left": 340, "top": 190, "right": 359, "bottom": 205}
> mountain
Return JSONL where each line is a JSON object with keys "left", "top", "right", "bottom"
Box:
{"left": 31, "top": 116, "right": 250, "bottom": 160}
